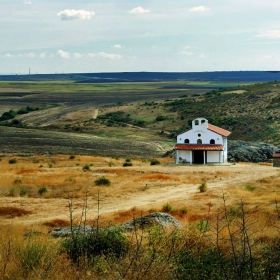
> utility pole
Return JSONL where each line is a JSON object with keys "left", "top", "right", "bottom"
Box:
{"left": 29, "top": 68, "right": 30, "bottom": 75}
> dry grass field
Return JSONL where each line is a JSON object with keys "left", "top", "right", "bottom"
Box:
{"left": 0, "top": 155, "right": 279, "bottom": 229}
{"left": 1, "top": 154, "right": 280, "bottom": 279}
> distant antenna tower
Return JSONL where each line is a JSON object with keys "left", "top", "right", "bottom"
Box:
{"left": 29, "top": 68, "right": 30, "bottom": 75}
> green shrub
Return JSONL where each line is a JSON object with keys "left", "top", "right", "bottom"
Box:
{"left": 155, "top": 115, "right": 168, "bottom": 121}
{"left": 123, "top": 162, "right": 133, "bottom": 167}
{"left": 162, "top": 203, "right": 173, "bottom": 212}
{"left": 95, "top": 177, "right": 111, "bottom": 186}
{"left": 83, "top": 164, "right": 90, "bottom": 171}
{"left": 13, "top": 179, "right": 22, "bottom": 184}
{"left": 38, "top": 186, "right": 47, "bottom": 195}
{"left": 20, "top": 188, "right": 28, "bottom": 196}
{"left": 9, "top": 158, "right": 17, "bottom": 164}
{"left": 69, "top": 155, "right": 75, "bottom": 160}
{"left": 62, "top": 227, "right": 129, "bottom": 263}
{"left": 198, "top": 182, "right": 207, "bottom": 193}
{"left": 125, "top": 158, "right": 131, "bottom": 162}
{"left": 244, "top": 184, "right": 256, "bottom": 192}
{"left": 150, "top": 159, "right": 160, "bottom": 165}
{"left": 9, "top": 188, "right": 16, "bottom": 197}
{"left": 48, "top": 163, "right": 53, "bottom": 168}
{"left": 180, "top": 207, "right": 188, "bottom": 214}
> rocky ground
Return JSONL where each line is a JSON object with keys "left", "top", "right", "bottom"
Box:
{"left": 228, "top": 140, "right": 280, "bottom": 162}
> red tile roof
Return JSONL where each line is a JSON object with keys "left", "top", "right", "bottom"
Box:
{"left": 207, "top": 124, "right": 231, "bottom": 137}
{"left": 177, "top": 122, "right": 231, "bottom": 137}
{"left": 174, "top": 144, "right": 224, "bottom": 151}
{"left": 273, "top": 153, "right": 280, "bottom": 158}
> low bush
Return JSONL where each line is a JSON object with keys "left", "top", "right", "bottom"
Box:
{"left": 150, "top": 159, "right": 160, "bottom": 165}
{"left": 83, "top": 164, "right": 90, "bottom": 171}
{"left": 244, "top": 184, "right": 256, "bottom": 191}
{"left": 9, "top": 188, "right": 16, "bottom": 197}
{"left": 123, "top": 162, "right": 133, "bottom": 167}
{"left": 95, "top": 177, "right": 111, "bottom": 186}
{"left": 62, "top": 227, "right": 129, "bottom": 263}
{"left": 69, "top": 155, "right": 75, "bottom": 160}
{"left": 38, "top": 186, "right": 47, "bottom": 196}
{"left": 20, "top": 188, "right": 28, "bottom": 196}
{"left": 198, "top": 182, "right": 207, "bottom": 192}
{"left": 162, "top": 203, "right": 174, "bottom": 212}
{"left": 9, "top": 158, "right": 18, "bottom": 164}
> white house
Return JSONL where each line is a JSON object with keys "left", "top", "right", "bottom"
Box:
{"left": 173, "top": 117, "right": 231, "bottom": 164}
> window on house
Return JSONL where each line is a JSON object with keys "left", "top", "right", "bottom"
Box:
{"left": 201, "top": 119, "right": 206, "bottom": 125}
{"left": 197, "top": 139, "right": 202, "bottom": 144}
{"left": 195, "top": 120, "right": 199, "bottom": 125}
{"left": 210, "top": 139, "right": 215, "bottom": 144}
{"left": 184, "top": 139, "right": 189, "bottom": 143}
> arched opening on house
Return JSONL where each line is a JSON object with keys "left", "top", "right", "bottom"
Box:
{"left": 201, "top": 119, "right": 206, "bottom": 125}
{"left": 184, "top": 139, "right": 189, "bottom": 143}
{"left": 197, "top": 139, "right": 202, "bottom": 144}
{"left": 195, "top": 119, "right": 199, "bottom": 125}
{"left": 210, "top": 139, "right": 215, "bottom": 144}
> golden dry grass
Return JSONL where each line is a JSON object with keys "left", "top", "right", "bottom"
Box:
{"left": 0, "top": 155, "right": 280, "bottom": 279}
{"left": 0, "top": 155, "right": 279, "bottom": 232}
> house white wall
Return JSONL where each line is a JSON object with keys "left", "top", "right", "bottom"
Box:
{"left": 177, "top": 150, "right": 192, "bottom": 163}
{"left": 177, "top": 118, "right": 222, "bottom": 145}
{"left": 207, "top": 151, "right": 220, "bottom": 163}
{"left": 223, "top": 137, "right": 228, "bottom": 162}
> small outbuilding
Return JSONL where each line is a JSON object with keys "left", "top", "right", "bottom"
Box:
{"left": 173, "top": 117, "right": 231, "bottom": 164}
{"left": 273, "top": 152, "right": 280, "bottom": 167}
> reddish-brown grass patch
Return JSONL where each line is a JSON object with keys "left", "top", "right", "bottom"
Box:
{"left": 141, "top": 173, "right": 172, "bottom": 181}
{"left": 0, "top": 207, "right": 32, "bottom": 217}
{"left": 43, "top": 218, "right": 70, "bottom": 228}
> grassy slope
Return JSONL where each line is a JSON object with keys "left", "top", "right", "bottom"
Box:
{"left": 61, "top": 81, "right": 280, "bottom": 145}
{"left": 0, "top": 80, "right": 279, "bottom": 149}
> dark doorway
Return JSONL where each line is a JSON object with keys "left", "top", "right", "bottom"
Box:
{"left": 193, "top": 150, "right": 206, "bottom": 164}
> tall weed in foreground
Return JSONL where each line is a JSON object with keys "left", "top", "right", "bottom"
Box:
{"left": 173, "top": 193, "right": 280, "bottom": 280}
{"left": 17, "top": 236, "right": 57, "bottom": 279}
{"left": 0, "top": 227, "right": 59, "bottom": 280}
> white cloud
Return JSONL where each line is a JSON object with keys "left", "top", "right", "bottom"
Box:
{"left": 255, "top": 30, "right": 280, "bottom": 39}
{"left": 88, "top": 53, "right": 96, "bottom": 58}
{"left": 129, "top": 7, "right": 150, "bottom": 14}
{"left": 99, "top": 52, "right": 121, "bottom": 59}
{"left": 74, "top": 53, "right": 83, "bottom": 59}
{"left": 113, "top": 44, "right": 122, "bottom": 49}
{"left": 18, "top": 53, "right": 36, "bottom": 58}
{"left": 88, "top": 52, "right": 122, "bottom": 59}
{"left": 40, "top": 52, "right": 47, "bottom": 58}
{"left": 190, "top": 6, "right": 209, "bottom": 12}
{"left": 181, "top": 51, "right": 193, "bottom": 56}
{"left": 57, "top": 9, "right": 95, "bottom": 21}
{"left": 199, "top": 53, "right": 206, "bottom": 58}
{"left": 3, "top": 53, "right": 15, "bottom": 58}
{"left": 23, "top": 1, "right": 32, "bottom": 4}
{"left": 57, "top": 50, "right": 70, "bottom": 58}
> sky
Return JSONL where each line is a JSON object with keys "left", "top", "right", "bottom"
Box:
{"left": 1, "top": 0, "right": 280, "bottom": 74}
